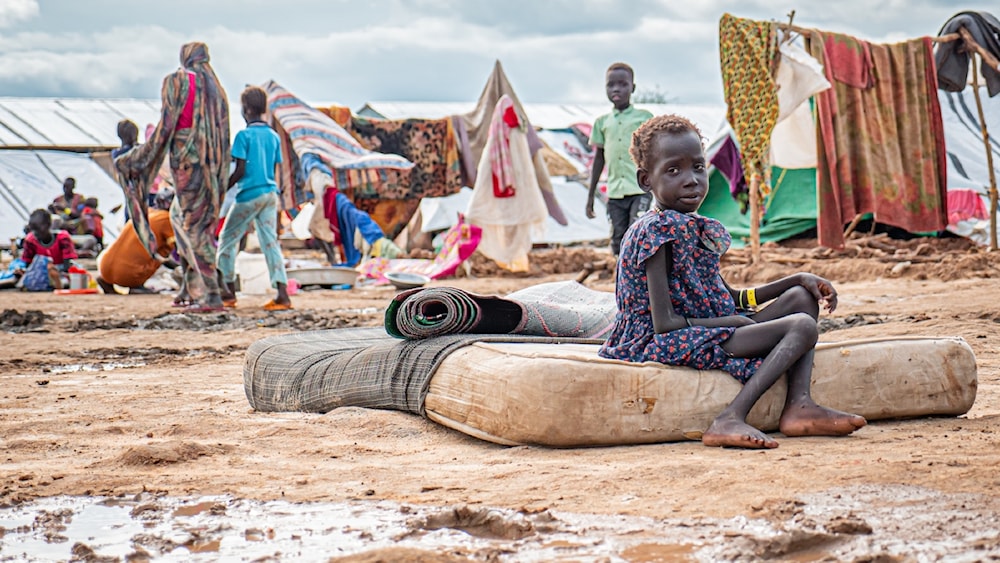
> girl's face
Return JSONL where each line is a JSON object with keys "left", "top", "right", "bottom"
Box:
{"left": 638, "top": 130, "right": 708, "bottom": 214}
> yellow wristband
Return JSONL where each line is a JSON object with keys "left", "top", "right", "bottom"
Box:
{"left": 746, "top": 288, "right": 758, "bottom": 308}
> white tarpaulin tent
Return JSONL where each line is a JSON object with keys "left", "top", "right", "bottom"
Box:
{"left": 0, "top": 150, "right": 126, "bottom": 247}
{"left": 0, "top": 98, "right": 161, "bottom": 149}
{"left": 420, "top": 177, "right": 611, "bottom": 246}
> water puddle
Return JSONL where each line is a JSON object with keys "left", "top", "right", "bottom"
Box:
{"left": 0, "top": 485, "right": 996, "bottom": 561}
{"left": 43, "top": 361, "right": 147, "bottom": 374}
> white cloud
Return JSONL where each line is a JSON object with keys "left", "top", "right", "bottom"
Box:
{"left": 0, "top": 0, "right": 38, "bottom": 28}
{"left": 0, "top": 0, "right": 995, "bottom": 108}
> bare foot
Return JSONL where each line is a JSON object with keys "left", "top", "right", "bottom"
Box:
{"left": 779, "top": 402, "right": 867, "bottom": 437}
{"left": 702, "top": 418, "right": 778, "bottom": 449}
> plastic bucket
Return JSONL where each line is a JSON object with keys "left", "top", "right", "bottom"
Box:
{"left": 235, "top": 252, "right": 272, "bottom": 295}
{"left": 69, "top": 273, "right": 89, "bottom": 290}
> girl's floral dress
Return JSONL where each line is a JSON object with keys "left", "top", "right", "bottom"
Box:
{"left": 599, "top": 209, "right": 762, "bottom": 383}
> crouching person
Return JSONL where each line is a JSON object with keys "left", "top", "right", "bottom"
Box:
{"left": 96, "top": 188, "right": 178, "bottom": 295}
{"left": 16, "top": 209, "right": 78, "bottom": 291}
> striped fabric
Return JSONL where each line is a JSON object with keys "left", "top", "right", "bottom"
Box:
{"left": 263, "top": 81, "right": 414, "bottom": 200}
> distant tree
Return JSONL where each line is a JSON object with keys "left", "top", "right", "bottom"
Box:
{"left": 633, "top": 84, "right": 675, "bottom": 104}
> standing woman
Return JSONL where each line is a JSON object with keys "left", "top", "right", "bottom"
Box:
{"left": 115, "top": 41, "right": 230, "bottom": 312}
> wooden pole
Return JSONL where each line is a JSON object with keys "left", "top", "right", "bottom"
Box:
{"left": 749, "top": 173, "right": 761, "bottom": 264}
{"left": 970, "top": 51, "right": 999, "bottom": 251}
{"left": 957, "top": 26, "right": 1000, "bottom": 73}
{"left": 842, "top": 213, "right": 865, "bottom": 239}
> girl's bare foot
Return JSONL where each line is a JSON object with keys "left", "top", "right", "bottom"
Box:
{"left": 702, "top": 418, "right": 778, "bottom": 449}
{"left": 779, "top": 402, "right": 867, "bottom": 437}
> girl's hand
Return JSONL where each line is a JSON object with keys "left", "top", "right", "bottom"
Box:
{"left": 798, "top": 273, "right": 838, "bottom": 313}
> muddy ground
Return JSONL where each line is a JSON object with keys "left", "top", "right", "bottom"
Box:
{"left": 1, "top": 237, "right": 1000, "bottom": 561}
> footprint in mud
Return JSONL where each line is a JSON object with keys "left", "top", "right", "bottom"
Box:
{"left": 411, "top": 505, "right": 535, "bottom": 541}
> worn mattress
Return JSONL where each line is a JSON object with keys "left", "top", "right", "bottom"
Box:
{"left": 244, "top": 331, "right": 977, "bottom": 447}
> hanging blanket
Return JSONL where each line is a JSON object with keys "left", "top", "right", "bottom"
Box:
{"left": 456, "top": 61, "right": 567, "bottom": 226}
{"left": 384, "top": 280, "right": 617, "bottom": 340}
{"left": 809, "top": 33, "right": 948, "bottom": 248}
{"left": 466, "top": 95, "right": 549, "bottom": 272}
{"left": 263, "top": 80, "right": 413, "bottom": 202}
{"left": 346, "top": 114, "right": 462, "bottom": 200}
{"left": 718, "top": 13, "right": 779, "bottom": 204}
{"left": 936, "top": 11, "right": 1000, "bottom": 97}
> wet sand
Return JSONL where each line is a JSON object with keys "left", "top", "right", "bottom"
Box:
{"left": 1, "top": 242, "right": 999, "bottom": 560}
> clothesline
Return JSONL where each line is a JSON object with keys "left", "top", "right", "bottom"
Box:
{"left": 774, "top": 22, "right": 1000, "bottom": 72}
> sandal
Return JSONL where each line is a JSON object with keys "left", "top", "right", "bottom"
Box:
{"left": 263, "top": 299, "right": 293, "bottom": 312}
{"left": 172, "top": 298, "right": 193, "bottom": 308}
{"left": 223, "top": 298, "right": 238, "bottom": 309}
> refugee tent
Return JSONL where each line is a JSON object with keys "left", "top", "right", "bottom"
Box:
{"left": 0, "top": 97, "right": 161, "bottom": 149}
{"left": 0, "top": 150, "right": 126, "bottom": 247}
{"left": 0, "top": 97, "right": 171, "bottom": 249}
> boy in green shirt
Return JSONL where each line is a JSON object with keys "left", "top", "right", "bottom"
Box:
{"left": 586, "top": 62, "right": 654, "bottom": 257}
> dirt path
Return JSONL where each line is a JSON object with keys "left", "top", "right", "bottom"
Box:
{"left": 1, "top": 244, "right": 999, "bottom": 559}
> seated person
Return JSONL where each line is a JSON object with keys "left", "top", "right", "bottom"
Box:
{"left": 97, "top": 188, "right": 178, "bottom": 295}
{"left": 49, "top": 177, "right": 104, "bottom": 247}
{"left": 16, "top": 209, "right": 78, "bottom": 291}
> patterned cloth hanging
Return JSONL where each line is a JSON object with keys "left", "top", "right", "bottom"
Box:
{"left": 718, "top": 13, "right": 779, "bottom": 206}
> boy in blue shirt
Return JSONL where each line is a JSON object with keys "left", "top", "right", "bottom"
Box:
{"left": 586, "top": 62, "right": 654, "bottom": 258}
{"left": 217, "top": 85, "right": 292, "bottom": 310}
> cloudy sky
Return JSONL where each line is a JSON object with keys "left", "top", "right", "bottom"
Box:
{"left": 0, "top": 0, "right": 991, "bottom": 109}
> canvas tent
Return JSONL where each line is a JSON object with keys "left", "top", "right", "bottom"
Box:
{"left": 0, "top": 97, "right": 171, "bottom": 248}
{"left": 0, "top": 97, "right": 161, "bottom": 149}
{"left": 0, "top": 150, "right": 128, "bottom": 246}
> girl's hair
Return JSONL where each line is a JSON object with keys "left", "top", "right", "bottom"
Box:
{"left": 629, "top": 114, "right": 703, "bottom": 171}
{"left": 241, "top": 86, "right": 268, "bottom": 116}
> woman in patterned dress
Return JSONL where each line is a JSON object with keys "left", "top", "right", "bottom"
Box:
{"left": 599, "top": 114, "right": 866, "bottom": 449}
{"left": 115, "top": 42, "right": 230, "bottom": 312}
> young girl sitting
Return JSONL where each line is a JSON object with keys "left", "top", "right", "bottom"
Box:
{"left": 599, "top": 114, "right": 866, "bottom": 449}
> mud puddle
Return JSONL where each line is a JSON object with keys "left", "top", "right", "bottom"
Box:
{"left": 42, "top": 361, "right": 148, "bottom": 374}
{"left": 66, "top": 310, "right": 380, "bottom": 333}
{"left": 0, "top": 309, "right": 49, "bottom": 334}
{"left": 1, "top": 485, "right": 997, "bottom": 561}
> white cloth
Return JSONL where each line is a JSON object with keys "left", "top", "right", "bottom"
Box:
{"left": 770, "top": 101, "right": 819, "bottom": 169}
{"left": 775, "top": 41, "right": 830, "bottom": 123}
{"left": 466, "top": 128, "right": 547, "bottom": 272}
{"left": 306, "top": 168, "right": 335, "bottom": 243}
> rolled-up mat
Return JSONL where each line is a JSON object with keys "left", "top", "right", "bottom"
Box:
{"left": 385, "top": 280, "right": 617, "bottom": 339}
